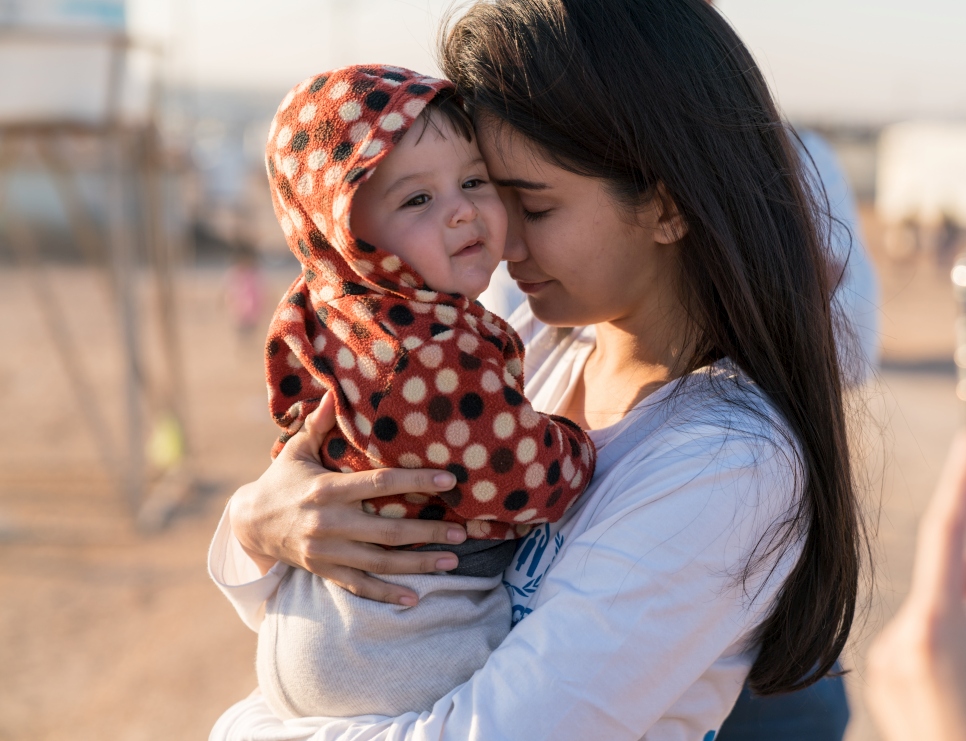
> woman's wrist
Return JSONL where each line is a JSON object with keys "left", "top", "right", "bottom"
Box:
{"left": 228, "top": 481, "right": 280, "bottom": 576}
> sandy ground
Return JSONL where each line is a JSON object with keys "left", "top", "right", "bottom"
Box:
{"left": 0, "top": 208, "right": 962, "bottom": 740}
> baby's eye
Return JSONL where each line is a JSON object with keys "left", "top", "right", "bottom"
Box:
{"left": 462, "top": 178, "right": 485, "bottom": 190}
{"left": 403, "top": 194, "right": 430, "bottom": 207}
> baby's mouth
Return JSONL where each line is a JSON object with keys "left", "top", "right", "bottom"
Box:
{"left": 454, "top": 240, "right": 484, "bottom": 257}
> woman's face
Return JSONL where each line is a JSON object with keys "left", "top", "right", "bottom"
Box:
{"left": 475, "top": 118, "right": 683, "bottom": 329}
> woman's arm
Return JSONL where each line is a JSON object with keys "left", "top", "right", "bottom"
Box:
{"left": 214, "top": 427, "right": 802, "bottom": 741}
{"left": 218, "top": 393, "right": 469, "bottom": 606}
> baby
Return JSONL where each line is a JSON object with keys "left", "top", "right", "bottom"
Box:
{"left": 258, "top": 65, "right": 596, "bottom": 719}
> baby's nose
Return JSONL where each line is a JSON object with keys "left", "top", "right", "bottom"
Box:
{"left": 448, "top": 193, "right": 478, "bottom": 226}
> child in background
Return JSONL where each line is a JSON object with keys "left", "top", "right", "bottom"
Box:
{"left": 251, "top": 65, "right": 597, "bottom": 720}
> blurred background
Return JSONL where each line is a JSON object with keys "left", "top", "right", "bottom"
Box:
{"left": 0, "top": 1, "right": 963, "bottom": 739}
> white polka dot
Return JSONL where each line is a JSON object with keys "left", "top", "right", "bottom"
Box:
{"left": 482, "top": 311, "right": 493, "bottom": 323}
{"left": 324, "top": 168, "right": 343, "bottom": 186}
{"left": 418, "top": 344, "right": 443, "bottom": 368}
{"left": 400, "top": 273, "right": 418, "bottom": 288}
{"left": 381, "top": 255, "right": 401, "bottom": 272}
{"left": 481, "top": 370, "right": 502, "bottom": 393}
{"left": 381, "top": 112, "right": 404, "bottom": 131}
{"left": 268, "top": 117, "right": 278, "bottom": 139}
{"left": 457, "top": 334, "right": 479, "bottom": 354}
{"left": 427, "top": 443, "right": 450, "bottom": 464}
{"left": 280, "top": 156, "right": 298, "bottom": 178}
{"left": 279, "top": 90, "right": 296, "bottom": 110}
{"left": 285, "top": 351, "right": 301, "bottom": 369}
{"left": 410, "top": 301, "right": 433, "bottom": 314}
{"left": 493, "top": 412, "right": 516, "bottom": 440}
{"left": 279, "top": 307, "right": 299, "bottom": 324}
{"left": 581, "top": 443, "right": 591, "bottom": 467}
{"left": 517, "top": 437, "right": 537, "bottom": 464}
{"left": 276, "top": 126, "right": 293, "bottom": 148}
{"left": 434, "top": 305, "right": 458, "bottom": 325}
{"left": 362, "top": 501, "right": 377, "bottom": 514}
{"left": 337, "top": 347, "right": 355, "bottom": 369}
{"left": 402, "top": 377, "right": 427, "bottom": 403}
{"left": 280, "top": 215, "right": 293, "bottom": 236}
{"left": 465, "top": 315, "right": 478, "bottom": 328}
{"left": 330, "top": 318, "right": 350, "bottom": 340}
{"left": 372, "top": 340, "right": 395, "bottom": 363}
{"left": 307, "top": 149, "right": 327, "bottom": 170}
{"left": 402, "top": 336, "right": 423, "bottom": 350}
{"left": 312, "top": 212, "right": 327, "bottom": 231}
{"left": 311, "top": 376, "right": 324, "bottom": 389}
{"left": 524, "top": 463, "right": 545, "bottom": 489}
{"left": 287, "top": 207, "right": 304, "bottom": 229}
{"left": 362, "top": 140, "right": 383, "bottom": 158}
{"left": 506, "top": 358, "right": 522, "bottom": 377}
{"left": 515, "top": 524, "right": 533, "bottom": 537}
{"left": 504, "top": 369, "right": 518, "bottom": 387}
{"left": 519, "top": 404, "right": 541, "bottom": 429}
{"left": 513, "top": 508, "right": 538, "bottom": 523}
{"left": 355, "top": 413, "right": 372, "bottom": 436}
{"left": 472, "top": 480, "right": 497, "bottom": 502}
{"left": 355, "top": 260, "right": 374, "bottom": 275}
{"left": 357, "top": 355, "right": 378, "bottom": 380}
{"left": 463, "top": 444, "right": 487, "bottom": 470}
{"left": 415, "top": 289, "right": 438, "bottom": 302}
{"left": 562, "top": 456, "right": 575, "bottom": 483}
{"left": 484, "top": 321, "right": 502, "bottom": 337}
{"left": 445, "top": 420, "right": 470, "bottom": 447}
{"left": 313, "top": 334, "right": 327, "bottom": 352}
{"left": 399, "top": 454, "right": 423, "bottom": 469}
{"left": 329, "top": 80, "right": 350, "bottom": 99}
{"left": 403, "top": 99, "right": 426, "bottom": 118}
{"left": 380, "top": 503, "right": 406, "bottom": 518}
{"left": 474, "top": 520, "right": 493, "bottom": 536}
{"left": 296, "top": 173, "right": 313, "bottom": 195}
{"left": 340, "top": 378, "right": 361, "bottom": 404}
{"left": 570, "top": 470, "right": 583, "bottom": 490}
{"left": 436, "top": 368, "right": 458, "bottom": 393}
{"left": 340, "top": 466, "right": 354, "bottom": 474}
{"left": 333, "top": 194, "right": 350, "bottom": 221}
{"left": 318, "top": 285, "right": 335, "bottom": 301}
{"left": 351, "top": 302, "right": 374, "bottom": 322}
{"left": 366, "top": 443, "right": 382, "bottom": 463}
{"left": 403, "top": 412, "right": 428, "bottom": 436}
{"left": 404, "top": 492, "right": 429, "bottom": 504}
{"left": 298, "top": 103, "right": 317, "bottom": 123}
{"left": 349, "top": 122, "right": 370, "bottom": 142}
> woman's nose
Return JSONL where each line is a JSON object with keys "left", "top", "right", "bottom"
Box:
{"left": 502, "top": 211, "right": 528, "bottom": 263}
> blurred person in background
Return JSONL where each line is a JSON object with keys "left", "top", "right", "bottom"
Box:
{"left": 865, "top": 432, "right": 966, "bottom": 741}
{"left": 224, "top": 244, "right": 265, "bottom": 346}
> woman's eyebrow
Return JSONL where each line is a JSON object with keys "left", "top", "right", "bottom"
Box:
{"left": 493, "top": 178, "right": 549, "bottom": 190}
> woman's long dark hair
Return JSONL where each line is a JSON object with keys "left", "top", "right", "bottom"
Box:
{"left": 442, "top": 0, "right": 862, "bottom": 695}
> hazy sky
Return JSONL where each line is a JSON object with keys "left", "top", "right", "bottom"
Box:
{"left": 130, "top": 0, "right": 966, "bottom": 123}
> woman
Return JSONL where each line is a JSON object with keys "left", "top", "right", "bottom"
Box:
{"left": 209, "top": 0, "right": 862, "bottom": 738}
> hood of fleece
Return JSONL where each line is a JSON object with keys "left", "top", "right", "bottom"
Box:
{"left": 265, "top": 65, "right": 454, "bottom": 303}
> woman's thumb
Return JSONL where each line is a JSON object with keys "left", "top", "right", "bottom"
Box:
{"left": 286, "top": 392, "right": 336, "bottom": 462}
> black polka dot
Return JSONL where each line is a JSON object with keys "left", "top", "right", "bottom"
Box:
{"left": 418, "top": 504, "right": 447, "bottom": 520}
{"left": 304, "top": 269, "right": 316, "bottom": 283}
{"left": 279, "top": 375, "right": 302, "bottom": 396}
{"left": 391, "top": 129, "right": 406, "bottom": 144}
{"left": 365, "top": 90, "right": 391, "bottom": 111}
{"left": 388, "top": 305, "right": 415, "bottom": 326}
{"left": 314, "top": 120, "right": 336, "bottom": 143}
{"left": 333, "top": 141, "right": 353, "bottom": 161}
{"left": 352, "top": 79, "right": 376, "bottom": 94}
{"left": 546, "top": 460, "right": 561, "bottom": 486}
{"left": 267, "top": 339, "right": 280, "bottom": 357}
{"left": 557, "top": 416, "right": 582, "bottom": 432}
{"left": 267, "top": 157, "right": 276, "bottom": 177}
{"left": 370, "top": 390, "right": 385, "bottom": 410}
{"left": 570, "top": 438, "right": 581, "bottom": 458}
{"left": 298, "top": 239, "right": 311, "bottom": 257}
{"left": 544, "top": 426, "right": 553, "bottom": 447}
{"left": 546, "top": 487, "right": 563, "bottom": 509}
{"left": 373, "top": 416, "right": 398, "bottom": 442}
{"left": 346, "top": 167, "right": 367, "bottom": 183}
{"left": 408, "top": 84, "right": 431, "bottom": 95}
{"left": 291, "top": 130, "right": 309, "bottom": 151}
{"left": 356, "top": 238, "right": 377, "bottom": 253}
{"left": 278, "top": 432, "right": 292, "bottom": 445}
{"left": 327, "top": 437, "right": 347, "bottom": 459}
{"left": 428, "top": 396, "right": 453, "bottom": 422}
{"left": 459, "top": 393, "right": 484, "bottom": 420}
{"left": 343, "top": 281, "right": 367, "bottom": 296}
{"left": 288, "top": 292, "right": 305, "bottom": 306}
{"left": 503, "top": 387, "right": 523, "bottom": 406}
{"left": 458, "top": 352, "right": 482, "bottom": 371}
{"left": 483, "top": 334, "right": 504, "bottom": 351}
{"left": 316, "top": 306, "right": 329, "bottom": 325}
{"left": 439, "top": 486, "right": 462, "bottom": 509}
{"left": 394, "top": 354, "right": 409, "bottom": 373}
{"left": 446, "top": 463, "right": 469, "bottom": 484}
{"left": 503, "top": 490, "right": 529, "bottom": 511}
{"left": 309, "top": 75, "right": 328, "bottom": 93}
{"left": 430, "top": 323, "right": 452, "bottom": 337}
{"left": 490, "top": 447, "right": 514, "bottom": 474}
{"left": 383, "top": 72, "right": 408, "bottom": 82}
{"left": 312, "top": 355, "right": 335, "bottom": 376}
{"left": 309, "top": 230, "right": 329, "bottom": 250}
{"left": 278, "top": 179, "right": 293, "bottom": 200}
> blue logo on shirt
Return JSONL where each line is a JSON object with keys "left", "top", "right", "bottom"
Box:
{"left": 503, "top": 524, "right": 565, "bottom": 625}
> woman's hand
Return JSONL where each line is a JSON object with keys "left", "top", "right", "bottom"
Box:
{"left": 865, "top": 431, "right": 966, "bottom": 741}
{"left": 228, "top": 392, "right": 468, "bottom": 606}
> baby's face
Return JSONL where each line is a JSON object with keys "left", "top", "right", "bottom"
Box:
{"left": 350, "top": 112, "right": 507, "bottom": 299}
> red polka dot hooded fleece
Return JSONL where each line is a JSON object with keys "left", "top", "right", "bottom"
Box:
{"left": 264, "top": 65, "right": 596, "bottom": 542}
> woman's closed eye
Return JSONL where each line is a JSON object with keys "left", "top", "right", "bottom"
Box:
{"left": 522, "top": 207, "right": 552, "bottom": 223}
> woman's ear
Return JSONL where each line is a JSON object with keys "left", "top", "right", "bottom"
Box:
{"left": 652, "top": 183, "right": 688, "bottom": 244}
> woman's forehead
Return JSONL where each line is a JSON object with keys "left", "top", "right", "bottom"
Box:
{"left": 474, "top": 118, "right": 558, "bottom": 185}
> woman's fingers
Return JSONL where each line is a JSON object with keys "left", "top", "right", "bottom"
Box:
{"left": 324, "top": 466, "right": 457, "bottom": 503}
{"left": 315, "top": 564, "right": 420, "bottom": 606}
{"left": 305, "top": 540, "right": 458, "bottom": 577}
{"left": 281, "top": 393, "right": 337, "bottom": 464}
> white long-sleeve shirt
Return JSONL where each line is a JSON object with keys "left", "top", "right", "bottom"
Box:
{"left": 208, "top": 306, "right": 803, "bottom": 741}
